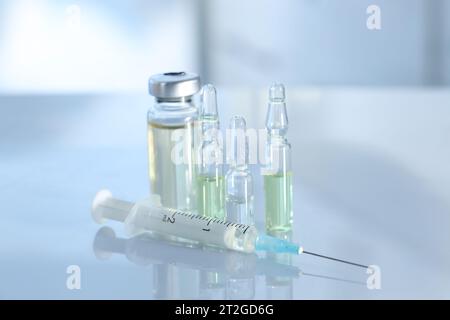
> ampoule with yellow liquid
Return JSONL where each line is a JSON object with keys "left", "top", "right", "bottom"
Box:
{"left": 263, "top": 83, "right": 293, "bottom": 234}
{"left": 196, "top": 84, "right": 225, "bottom": 219}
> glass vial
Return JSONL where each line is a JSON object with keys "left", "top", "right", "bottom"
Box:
{"left": 225, "top": 116, "right": 254, "bottom": 225}
{"left": 147, "top": 72, "right": 200, "bottom": 211}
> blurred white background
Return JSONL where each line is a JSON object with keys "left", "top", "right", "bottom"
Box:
{"left": 0, "top": 0, "right": 200, "bottom": 92}
{"left": 0, "top": 0, "right": 449, "bottom": 93}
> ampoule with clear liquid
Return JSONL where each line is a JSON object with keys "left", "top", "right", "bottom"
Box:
{"left": 197, "top": 84, "right": 225, "bottom": 219}
{"left": 263, "top": 83, "right": 293, "bottom": 233}
{"left": 225, "top": 116, "right": 254, "bottom": 225}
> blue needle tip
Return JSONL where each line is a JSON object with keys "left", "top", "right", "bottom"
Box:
{"left": 255, "top": 233, "right": 300, "bottom": 254}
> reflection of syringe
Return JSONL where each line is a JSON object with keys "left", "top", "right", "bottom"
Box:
{"left": 93, "top": 227, "right": 365, "bottom": 300}
{"left": 93, "top": 226, "right": 366, "bottom": 286}
{"left": 92, "top": 190, "right": 368, "bottom": 269}
{"left": 93, "top": 226, "right": 300, "bottom": 278}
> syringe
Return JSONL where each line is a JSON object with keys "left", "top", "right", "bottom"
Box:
{"left": 92, "top": 190, "right": 369, "bottom": 269}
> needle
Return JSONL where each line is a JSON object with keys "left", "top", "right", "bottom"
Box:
{"left": 302, "top": 250, "right": 369, "bottom": 269}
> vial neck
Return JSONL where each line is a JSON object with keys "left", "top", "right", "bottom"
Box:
{"left": 154, "top": 97, "right": 195, "bottom": 111}
{"left": 202, "top": 121, "right": 220, "bottom": 133}
{"left": 268, "top": 132, "right": 288, "bottom": 144}
{"left": 156, "top": 96, "right": 192, "bottom": 103}
{"left": 201, "top": 117, "right": 220, "bottom": 143}
{"left": 199, "top": 163, "right": 223, "bottom": 177}
{"left": 229, "top": 163, "right": 248, "bottom": 171}
{"left": 202, "top": 128, "right": 220, "bottom": 144}
{"left": 199, "top": 140, "right": 223, "bottom": 174}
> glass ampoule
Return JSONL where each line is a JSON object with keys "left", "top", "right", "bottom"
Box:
{"left": 225, "top": 116, "right": 254, "bottom": 225}
{"left": 197, "top": 84, "right": 225, "bottom": 219}
{"left": 263, "top": 83, "right": 293, "bottom": 233}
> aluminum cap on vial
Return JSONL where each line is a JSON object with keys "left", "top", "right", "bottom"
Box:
{"left": 148, "top": 72, "right": 201, "bottom": 99}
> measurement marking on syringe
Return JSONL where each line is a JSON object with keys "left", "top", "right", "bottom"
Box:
{"left": 166, "top": 209, "right": 249, "bottom": 233}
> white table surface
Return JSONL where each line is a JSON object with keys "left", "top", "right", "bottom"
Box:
{"left": 1, "top": 88, "right": 449, "bottom": 299}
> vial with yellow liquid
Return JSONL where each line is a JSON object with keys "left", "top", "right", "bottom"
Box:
{"left": 147, "top": 72, "right": 200, "bottom": 211}
{"left": 263, "top": 83, "right": 293, "bottom": 233}
{"left": 196, "top": 84, "right": 225, "bottom": 219}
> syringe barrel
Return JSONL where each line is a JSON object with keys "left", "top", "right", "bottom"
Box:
{"left": 128, "top": 200, "right": 258, "bottom": 253}
{"left": 92, "top": 190, "right": 259, "bottom": 254}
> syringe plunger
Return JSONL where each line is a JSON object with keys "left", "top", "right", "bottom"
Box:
{"left": 92, "top": 190, "right": 132, "bottom": 224}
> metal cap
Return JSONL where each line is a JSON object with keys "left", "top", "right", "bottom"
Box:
{"left": 148, "top": 72, "right": 201, "bottom": 99}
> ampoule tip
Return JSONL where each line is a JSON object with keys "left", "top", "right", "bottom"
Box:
{"left": 269, "top": 83, "right": 285, "bottom": 102}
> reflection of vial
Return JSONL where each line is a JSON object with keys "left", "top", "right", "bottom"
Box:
{"left": 226, "top": 278, "right": 255, "bottom": 300}
{"left": 225, "top": 116, "right": 254, "bottom": 225}
{"left": 147, "top": 72, "right": 200, "bottom": 211}
{"left": 197, "top": 84, "right": 225, "bottom": 219}
{"left": 266, "top": 230, "right": 293, "bottom": 299}
{"left": 263, "top": 84, "right": 293, "bottom": 233}
{"left": 199, "top": 271, "right": 226, "bottom": 299}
